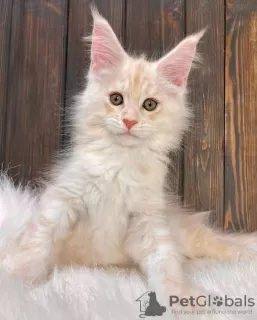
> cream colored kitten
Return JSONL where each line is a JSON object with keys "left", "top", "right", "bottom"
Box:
{"left": 2, "top": 10, "right": 257, "bottom": 302}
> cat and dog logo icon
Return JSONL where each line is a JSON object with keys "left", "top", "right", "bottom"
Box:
{"left": 136, "top": 291, "right": 166, "bottom": 318}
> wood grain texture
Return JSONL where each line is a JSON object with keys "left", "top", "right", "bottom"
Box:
{"left": 184, "top": 0, "right": 225, "bottom": 227}
{"left": 225, "top": 0, "right": 257, "bottom": 232}
{"left": 0, "top": 0, "right": 13, "bottom": 166}
{"left": 126, "top": 0, "right": 185, "bottom": 195}
{"left": 64, "top": 0, "right": 126, "bottom": 145}
{"left": 3, "top": 0, "right": 68, "bottom": 183}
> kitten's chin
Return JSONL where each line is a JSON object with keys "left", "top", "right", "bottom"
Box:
{"left": 113, "top": 133, "right": 141, "bottom": 147}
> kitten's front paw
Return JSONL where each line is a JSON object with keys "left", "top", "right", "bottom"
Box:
{"left": 2, "top": 241, "right": 53, "bottom": 283}
{"left": 161, "top": 280, "right": 207, "bottom": 313}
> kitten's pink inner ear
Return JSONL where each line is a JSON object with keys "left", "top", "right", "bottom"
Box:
{"left": 157, "top": 31, "right": 204, "bottom": 87}
{"left": 91, "top": 14, "right": 127, "bottom": 73}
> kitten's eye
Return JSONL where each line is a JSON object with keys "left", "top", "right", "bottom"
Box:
{"left": 142, "top": 98, "right": 158, "bottom": 111}
{"left": 110, "top": 93, "right": 123, "bottom": 106}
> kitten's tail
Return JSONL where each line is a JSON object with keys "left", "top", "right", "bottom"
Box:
{"left": 0, "top": 173, "right": 38, "bottom": 257}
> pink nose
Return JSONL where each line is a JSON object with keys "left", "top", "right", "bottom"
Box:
{"left": 122, "top": 118, "right": 138, "bottom": 130}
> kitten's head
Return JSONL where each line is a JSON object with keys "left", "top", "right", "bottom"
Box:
{"left": 76, "top": 10, "right": 203, "bottom": 153}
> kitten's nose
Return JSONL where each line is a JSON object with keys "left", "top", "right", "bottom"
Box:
{"left": 122, "top": 118, "right": 138, "bottom": 130}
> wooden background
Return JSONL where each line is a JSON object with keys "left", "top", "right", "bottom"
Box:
{"left": 1, "top": 0, "right": 257, "bottom": 232}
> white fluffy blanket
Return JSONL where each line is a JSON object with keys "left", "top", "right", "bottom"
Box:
{"left": 0, "top": 262, "right": 257, "bottom": 320}
{"left": 0, "top": 176, "right": 257, "bottom": 320}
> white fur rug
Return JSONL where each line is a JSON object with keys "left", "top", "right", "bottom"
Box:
{"left": 0, "top": 176, "right": 257, "bottom": 319}
{"left": 0, "top": 262, "right": 256, "bottom": 320}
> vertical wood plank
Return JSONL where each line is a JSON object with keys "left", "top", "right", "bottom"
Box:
{"left": 184, "top": 0, "right": 225, "bottom": 227}
{"left": 126, "top": 0, "right": 185, "bottom": 195}
{"left": 65, "top": 0, "right": 126, "bottom": 144}
{"left": 4, "top": 0, "right": 68, "bottom": 183}
{"left": 0, "top": 0, "right": 13, "bottom": 166}
{"left": 225, "top": 0, "right": 257, "bottom": 232}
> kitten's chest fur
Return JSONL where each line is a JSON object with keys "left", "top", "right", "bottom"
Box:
{"left": 56, "top": 147, "right": 167, "bottom": 268}
{"left": 83, "top": 147, "right": 165, "bottom": 221}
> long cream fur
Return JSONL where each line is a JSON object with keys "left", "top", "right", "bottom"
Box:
{"left": 1, "top": 10, "right": 257, "bottom": 304}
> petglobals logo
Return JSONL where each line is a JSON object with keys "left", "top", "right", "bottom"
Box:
{"left": 169, "top": 295, "right": 255, "bottom": 308}
{"left": 136, "top": 292, "right": 255, "bottom": 318}
{"left": 136, "top": 291, "right": 166, "bottom": 318}
{"left": 169, "top": 294, "right": 255, "bottom": 316}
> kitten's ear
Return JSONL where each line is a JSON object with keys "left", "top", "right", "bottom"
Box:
{"left": 90, "top": 9, "right": 127, "bottom": 73}
{"left": 157, "top": 31, "right": 204, "bottom": 87}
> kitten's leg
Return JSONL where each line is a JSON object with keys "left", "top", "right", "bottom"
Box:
{"left": 3, "top": 185, "right": 83, "bottom": 282}
{"left": 178, "top": 212, "right": 257, "bottom": 261}
{"left": 125, "top": 212, "right": 198, "bottom": 306}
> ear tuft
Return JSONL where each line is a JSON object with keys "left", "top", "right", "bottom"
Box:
{"left": 90, "top": 8, "right": 127, "bottom": 74}
{"left": 157, "top": 30, "right": 205, "bottom": 87}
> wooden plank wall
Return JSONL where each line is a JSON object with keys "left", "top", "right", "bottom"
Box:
{"left": 0, "top": 0, "right": 257, "bottom": 231}
{"left": 1, "top": 0, "right": 68, "bottom": 182}
{"left": 225, "top": 0, "right": 257, "bottom": 231}
{"left": 184, "top": 0, "right": 225, "bottom": 228}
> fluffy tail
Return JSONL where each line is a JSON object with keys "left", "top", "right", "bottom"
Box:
{"left": 0, "top": 174, "right": 38, "bottom": 256}
{"left": 168, "top": 206, "right": 257, "bottom": 261}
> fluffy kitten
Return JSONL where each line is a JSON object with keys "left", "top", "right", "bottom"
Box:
{"left": 1, "top": 10, "right": 257, "bottom": 302}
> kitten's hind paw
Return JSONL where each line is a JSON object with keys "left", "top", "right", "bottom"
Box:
{"left": 237, "top": 249, "right": 257, "bottom": 262}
